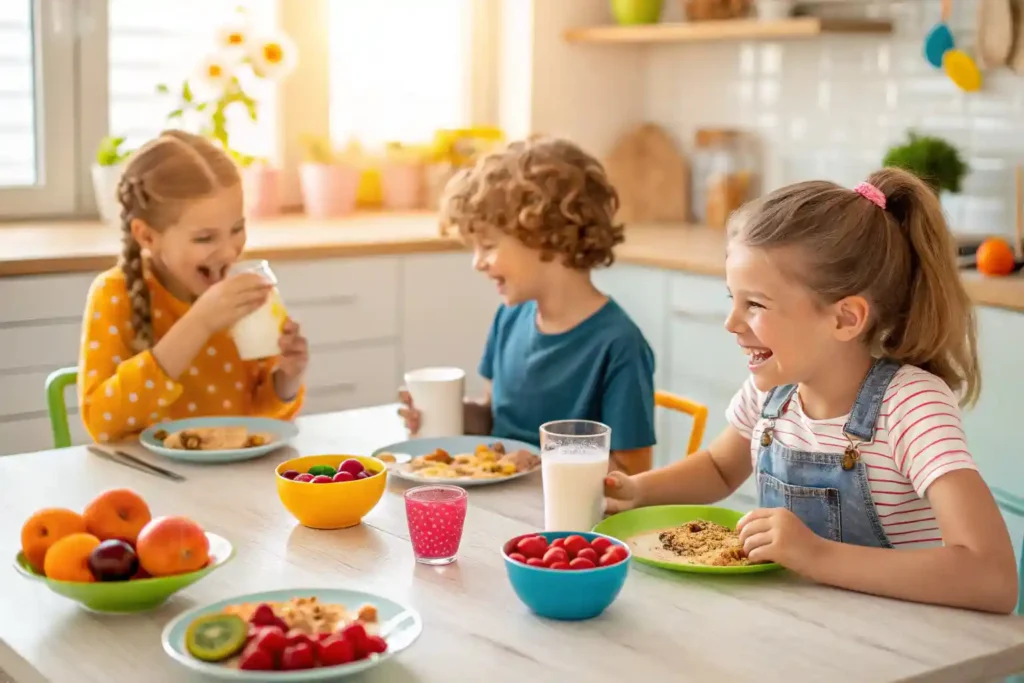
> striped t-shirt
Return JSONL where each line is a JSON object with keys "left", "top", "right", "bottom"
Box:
{"left": 726, "top": 364, "right": 975, "bottom": 549}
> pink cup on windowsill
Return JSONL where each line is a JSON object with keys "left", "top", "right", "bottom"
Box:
{"left": 405, "top": 485, "right": 467, "bottom": 565}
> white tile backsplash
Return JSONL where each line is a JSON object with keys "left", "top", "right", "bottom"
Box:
{"left": 642, "top": 0, "right": 1024, "bottom": 236}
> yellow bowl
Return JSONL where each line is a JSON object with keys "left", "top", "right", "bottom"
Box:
{"left": 275, "top": 455, "right": 387, "bottom": 529}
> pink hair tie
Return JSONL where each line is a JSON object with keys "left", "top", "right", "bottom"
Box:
{"left": 853, "top": 182, "right": 886, "bottom": 210}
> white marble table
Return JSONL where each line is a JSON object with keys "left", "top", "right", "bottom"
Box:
{"left": 2, "top": 406, "right": 1024, "bottom": 683}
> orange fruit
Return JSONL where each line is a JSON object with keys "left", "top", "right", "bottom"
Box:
{"left": 977, "top": 237, "right": 1016, "bottom": 276}
{"left": 83, "top": 488, "right": 152, "bottom": 545}
{"left": 43, "top": 533, "right": 101, "bottom": 582}
{"left": 20, "top": 508, "right": 88, "bottom": 573}
{"left": 136, "top": 516, "right": 209, "bottom": 577}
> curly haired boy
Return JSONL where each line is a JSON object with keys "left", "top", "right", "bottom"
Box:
{"left": 399, "top": 137, "right": 657, "bottom": 474}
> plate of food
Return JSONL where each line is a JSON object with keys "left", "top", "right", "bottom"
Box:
{"left": 373, "top": 436, "right": 541, "bottom": 487}
{"left": 140, "top": 417, "right": 298, "bottom": 464}
{"left": 162, "top": 587, "right": 422, "bottom": 680}
{"left": 592, "top": 505, "right": 782, "bottom": 574}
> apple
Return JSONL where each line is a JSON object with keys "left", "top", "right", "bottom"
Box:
{"left": 294, "top": 473, "right": 315, "bottom": 483}
{"left": 311, "top": 475, "right": 332, "bottom": 484}
{"left": 338, "top": 459, "right": 365, "bottom": 477}
{"left": 332, "top": 471, "right": 355, "bottom": 483}
{"left": 87, "top": 539, "right": 139, "bottom": 581}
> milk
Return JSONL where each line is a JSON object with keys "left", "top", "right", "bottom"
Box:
{"left": 542, "top": 447, "right": 609, "bottom": 532}
{"left": 231, "top": 288, "right": 287, "bottom": 360}
{"left": 228, "top": 260, "right": 288, "bottom": 361}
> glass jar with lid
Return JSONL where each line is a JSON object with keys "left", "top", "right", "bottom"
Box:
{"left": 690, "top": 128, "right": 756, "bottom": 228}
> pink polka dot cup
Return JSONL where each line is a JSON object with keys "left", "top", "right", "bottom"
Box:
{"left": 405, "top": 485, "right": 467, "bottom": 565}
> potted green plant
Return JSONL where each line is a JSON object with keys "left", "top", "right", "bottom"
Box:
{"left": 92, "top": 135, "right": 133, "bottom": 224}
{"left": 156, "top": 7, "right": 296, "bottom": 218}
{"left": 297, "top": 135, "right": 361, "bottom": 218}
{"left": 882, "top": 132, "right": 969, "bottom": 195}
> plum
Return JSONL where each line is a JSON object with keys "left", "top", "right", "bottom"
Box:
{"left": 338, "top": 459, "right": 365, "bottom": 477}
{"left": 88, "top": 539, "right": 139, "bottom": 581}
{"left": 279, "top": 470, "right": 300, "bottom": 480}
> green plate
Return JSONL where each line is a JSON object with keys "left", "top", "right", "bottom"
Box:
{"left": 14, "top": 532, "right": 234, "bottom": 613}
{"left": 592, "top": 505, "right": 782, "bottom": 574}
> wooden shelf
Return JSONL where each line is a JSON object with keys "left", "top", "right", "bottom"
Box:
{"left": 563, "top": 17, "right": 893, "bottom": 44}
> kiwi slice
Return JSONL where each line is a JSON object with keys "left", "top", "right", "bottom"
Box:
{"left": 185, "top": 614, "right": 248, "bottom": 662}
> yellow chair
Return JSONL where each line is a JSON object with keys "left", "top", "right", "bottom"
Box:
{"left": 655, "top": 390, "right": 708, "bottom": 456}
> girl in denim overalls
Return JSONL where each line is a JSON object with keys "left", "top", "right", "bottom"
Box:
{"left": 605, "top": 168, "right": 1018, "bottom": 613}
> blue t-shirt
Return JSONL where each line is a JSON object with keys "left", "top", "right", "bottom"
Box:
{"left": 479, "top": 299, "right": 656, "bottom": 451}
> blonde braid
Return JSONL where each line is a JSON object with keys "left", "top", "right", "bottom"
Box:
{"left": 116, "top": 176, "right": 154, "bottom": 352}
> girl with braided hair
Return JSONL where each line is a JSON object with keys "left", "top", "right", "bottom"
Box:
{"left": 78, "top": 130, "right": 308, "bottom": 443}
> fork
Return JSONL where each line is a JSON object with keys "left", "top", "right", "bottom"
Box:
{"left": 87, "top": 446, "right": 186, "bottom": 483}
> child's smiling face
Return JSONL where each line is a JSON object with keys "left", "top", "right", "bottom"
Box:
{"left": 133, "top": 185, "right": 246, "bottom": 300}
{"left": 470, "top": 227, "right": 550, "bottom": 306}
{"left": 724, "top": 241, "right": 850, "bottom": 392}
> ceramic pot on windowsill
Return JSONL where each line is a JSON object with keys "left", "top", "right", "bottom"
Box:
{"left": 298, "top": 162, "right": 361, "bottom": 218}
{"left": 242, "top": 163, "right": 282, "bottom": 219}
{"left": 380, "top": 160, "right": 425, "bottom": 210}
{"left": 91, "top": 163, "right": 125, "bottom": 225}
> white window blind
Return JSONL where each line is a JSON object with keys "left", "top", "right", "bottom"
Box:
{"left": 0, "top": 1, "right": 35, "bottom": 187}
{"left": 328, "top": 0, "right": 472, "bottom": 150}
{"left": 107, "top": 0, "right": 277, "bottom": 157}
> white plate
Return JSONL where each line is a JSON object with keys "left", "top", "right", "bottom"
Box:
{"left": 139, "top": 417, "right": 298, "bottom": 464}
{"left": 373, "top": 435, "right": 540, "bottom": 487}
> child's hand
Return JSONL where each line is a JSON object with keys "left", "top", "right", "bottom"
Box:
{"left": 276, "top": 319, "right": 308, "bottom": 379}
{"left": 604, "top": 471, "right": 640, "bottom": 514}
{"left": 736, "top": 507, "right": 826, "bottom": 572}
{"left": 189, "top": 273, "right": 273, "bottom": 335}
{"left": 397, "top": 388, "right": 421, "bottom": 435}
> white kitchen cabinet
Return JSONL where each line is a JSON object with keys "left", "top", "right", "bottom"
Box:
{"left": 400, "top": 252, "right": 499, "bottom": 397}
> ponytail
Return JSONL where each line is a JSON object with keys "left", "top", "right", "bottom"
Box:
{"left": 867, "top": 168, "right": 980, "bottom": 406}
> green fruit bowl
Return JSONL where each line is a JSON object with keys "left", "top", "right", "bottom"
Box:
{"left": 14, "top": 532, "right": 234, "bottom": 613}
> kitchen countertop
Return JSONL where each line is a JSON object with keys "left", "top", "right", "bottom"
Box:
{"left": 2, "top": 212, "right": 1023, "bottom": 312}
{"left": 3, "top": 405, "right": 1024, "bottom": 682}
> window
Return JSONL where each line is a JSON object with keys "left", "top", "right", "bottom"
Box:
{"left": 328, "top": 0, "right": 473, "bottom": 149}
{"left": 0, "top": 0, "right": 76, "bottom": 216}
{"left": 0, "top": 0, "right": 495, "bottom": 220}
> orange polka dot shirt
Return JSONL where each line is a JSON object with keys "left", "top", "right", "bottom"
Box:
{"left": 78, "top": 266, "right": 304, "bottom": 443}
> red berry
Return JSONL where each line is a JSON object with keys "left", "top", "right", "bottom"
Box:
{"left": 249, "top": 603, "right": 276, "bottom": 627}
{"left": 311, "top": 475, "right": 333, "bottom": 484}
{"left": 516, "top": 536, "right": 548, "bottom": 559}
{"left": 364, "top": 635, "right": 388, "bottom": 655}
{"left": 563, "top": 535, "right": 589, "bottom": 557}
{"left": 318, "top": 634, "right": 356, "bottom": 666}
{"left": 542, "top": 547, "right": 569, "bottom": 566}
{"left": 508, "top": 552, "right": 527, "bottom": 563}
{"left": 251, "top": 626, "right": 287, "bottom": 655}
{"left": 285, "top": 629, "right": 313, "bottom": 649}
{"left": 551, "top": 538, "right": 566, "bottom": 549}
{"left": 341, "top": 622, "right": 369, "bottom": 656}
{"left": 239, "top": 643, "right": 275, "bottom": 670}
{"left": 332, "top": 471, "right": 355, "bottom": 483}
{"left": 590, "top": 537, "right": 613, "bottom": 554}
{"left": 526, "top": 557, "right": 546, "bottom": 568}
{"left": 575, "top": 547, "right": 598, "bottom": 563}
{"left": 548, "top": 561, "right": 571, "bottom": 570}
{"left": 569, "top": 557, "right": 597, "bottom": 570}
{"left": 281, "top": 642, "right": 316, "bottom": 670}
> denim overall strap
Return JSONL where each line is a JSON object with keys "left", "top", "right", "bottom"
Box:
{"left": 760, "top": 384, "right": 798, "bottom": 420}
{"left": 842, "top": 358, "right": 902, "bottom": 442}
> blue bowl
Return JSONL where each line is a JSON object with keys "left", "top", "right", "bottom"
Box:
{"left": 501, "top": 531, "right": 631, "bottom": 621}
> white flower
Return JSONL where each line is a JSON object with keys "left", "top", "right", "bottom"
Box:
{"left": 248, "top": 32, "right": 297, "bottom": 81}
{"left": 215, "top": 17, "right": 252, "bottom": 60}
{"left": 192, "top": 52, "right": 236, "bottom": 97}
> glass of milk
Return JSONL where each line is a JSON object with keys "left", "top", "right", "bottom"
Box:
{"left": 540, "top": 420, "right": 611, "bottom": 532}
{"left": 228, "top": 260, "right": 288, "bottom": 361}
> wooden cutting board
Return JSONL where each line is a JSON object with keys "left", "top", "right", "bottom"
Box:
{"left": 977, "top": 0, "right": 1015, "bottom": 68}
{"left": 603, "top": 123, "right": 689, "bottom": 224}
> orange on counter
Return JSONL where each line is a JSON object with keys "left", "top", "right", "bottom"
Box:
{"left": 136, "top": 516, "right": 210, "bottom": 577}
{"left": 44, "top": 533, "right": 101, "bottom": 582}
{"left": 977, "top": 237, "right": 1017, "bottom": 276}
{"left": 20, "top": 508, "right": 88, "bottom": 573}
{"left": 84, "top": 488, "right": 152, "bottom": 544}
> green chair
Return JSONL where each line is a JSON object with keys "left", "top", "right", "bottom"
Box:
{"left": 45, "top": 366, "right": 78, "bottom": 449}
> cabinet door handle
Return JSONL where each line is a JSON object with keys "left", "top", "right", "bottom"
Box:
{"left": 671, "top": 308, "right": 724, "bottom": 325}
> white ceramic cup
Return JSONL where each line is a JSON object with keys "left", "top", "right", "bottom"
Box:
{"left": 404, "top": 367, "right": 466, "bottom": 438}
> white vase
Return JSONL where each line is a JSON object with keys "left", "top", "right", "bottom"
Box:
{"left": 91, "top": 163, "right": 125, "bottom": 225}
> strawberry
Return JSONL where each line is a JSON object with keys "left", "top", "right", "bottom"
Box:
{"left": 252, "top": 626, "right": 287, "bottom": 656}
{"left": 285, "top": 629, "right": 313, "bottom": 648}
{"left": 318, "top": 634, "right": 356, "bottom": 666}
{"left": 281, "top": 642, "right": 316, "bottom": 670}
{"left": 238, "top": 643, "right": 275, "bottom": 670}
{"left": 341, "top": 622, "right": 369, "bottom": 658}
{"left": 249, "top": 603, "right": 277, "bottom": 627}
{"left": 364, "top": 635, "right": 388, "bottom": 655}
